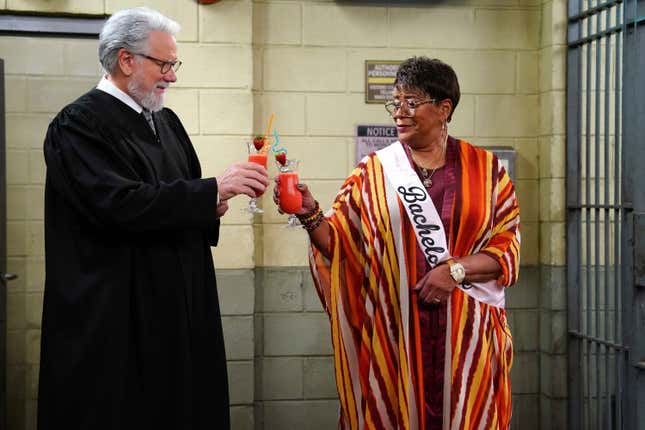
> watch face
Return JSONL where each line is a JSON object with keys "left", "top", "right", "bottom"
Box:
{"left": 451, "top": 263, "right": 465, "bottom": 282}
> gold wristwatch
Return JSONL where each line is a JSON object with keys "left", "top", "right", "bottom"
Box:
{"left": 447, "top": 258, "right": 466, "bottom": 284}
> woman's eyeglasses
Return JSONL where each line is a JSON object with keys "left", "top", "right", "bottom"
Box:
{"left": 384, "top": 98, "right": 436, "bottom": 116}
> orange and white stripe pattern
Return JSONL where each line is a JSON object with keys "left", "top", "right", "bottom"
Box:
{"left": 309, "top": 139, "right": 520, "bottom": 429}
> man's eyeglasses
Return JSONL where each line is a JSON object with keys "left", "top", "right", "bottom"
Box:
{"left": 137, "top": 53, "right": 182, "bottom": 74}
{"left": 384, "top": 98, "right": 436, "bottom": 116}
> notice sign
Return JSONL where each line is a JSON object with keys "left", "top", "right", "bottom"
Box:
{"left": 365, "top": 60, "right": 401, "bottom": 104}
{"left": 355, "top": 124, "right": 398, "bottom": 165}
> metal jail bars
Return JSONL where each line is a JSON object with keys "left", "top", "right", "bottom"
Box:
{"left": 567, "top": 0, "right": 645, "bottom": 429}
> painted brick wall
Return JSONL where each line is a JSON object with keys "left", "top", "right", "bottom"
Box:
{"left": 0, "top": 0, "right": 567, "bottom": 429}
{"left": 1, "top": 1, "right": 257, "bottom": 428}
{"left": 538, "top": 0, "right": 568, "bottom": 428}
{"left": 252, "top": 1, "right": 542, "bottom": 428}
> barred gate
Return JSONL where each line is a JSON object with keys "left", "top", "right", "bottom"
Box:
{"left": 567, "top": 0, "right": 645, "bottom": 429}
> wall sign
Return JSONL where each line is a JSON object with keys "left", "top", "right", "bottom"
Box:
{"left": 365, "top": 60, "right": 401, "bottom": 104}
{"left": 355, "top": 124, "right": 398, "bottom": 164}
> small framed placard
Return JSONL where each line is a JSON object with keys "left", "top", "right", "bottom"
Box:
{"left": 355, "top": 124, "right": 398, "bottom": 165}
{"left": 365, "top": 60, "right": 401, "bottom": 104}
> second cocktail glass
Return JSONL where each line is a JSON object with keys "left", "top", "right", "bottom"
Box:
{"left": 244, "top": 139, "right": 269, "bottom": 213}
{"left": 277, "top": 159, "right": 302, "bottom": 227}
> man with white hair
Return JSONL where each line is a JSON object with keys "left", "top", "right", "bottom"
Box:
{"left": 38, "top": 7, "right": 266, "bottom": 429}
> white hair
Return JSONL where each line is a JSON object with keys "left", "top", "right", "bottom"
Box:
{"left": 98, "top": 7, "right": 180, "bottom": 74}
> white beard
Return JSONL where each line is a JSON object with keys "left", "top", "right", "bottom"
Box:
{"left": 127, "top": 71, "right": 166, "bottom": 112}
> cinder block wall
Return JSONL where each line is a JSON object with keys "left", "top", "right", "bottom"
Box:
{"left": 2, "top": 34, "right": 102, "bottom": 429}
{"left": 538, "top": 0, "right": 568, "bottom": 428}
{"left": 251, "top": 1, "right": 544, "bottom": 429}
{"left": 0, "top": 1, "right": 258, "bottom": 429}
{"left": 0, "top": 0, "right": 568, "bottom": 429}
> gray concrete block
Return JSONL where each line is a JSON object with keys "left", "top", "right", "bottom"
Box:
{"left": 540, "top": 265, "right": 566, "bottom": 311}
{"left": 304, "top": 357, "right": 338, "bottom": 399}
{"left": 254, "top": 268, "right": 266, "bottom": 313}
{"left": 228, "top": 360, "right": 254, "bottom": 405}
{"left": 254, "top": 359, "right": 263, "bottom": 403}
{"left": 261, "top": 357, "right": 303, "bottom": 400}
{"left": 230, "top": 405, "right": 254, "bottom": 430}
{"left": 263, "top": 313, "right": 332, "bottom": 356}
{"left": 303, "top": 270, "right": 325, "bottom": 312}
{"left": 254, "top": 402, "right": 263, "bottom": 430}
{"left": 539, "top": 310, "right": 552, "bottom": 354}
{"left": 254, "top": 314, "right": 264, "bottom": 358}
{"left": 262, "top": 269, "right": 304, "bottom": 312}
{"left": 540, "top": 310, "right": 567, "bottom": 354}
{"left": 217, "top": 269, "right": 255, "bottom": 316}
{"left": 263, "top": 400, "right": 339, "bottom": 430}
{"left": 551, "top": 311, "right": 567, "bottom": 354}
{"left": 540, "top": 352, "right": 568, "bottom": 398}
{"left": 508, "top": 309, "right": 539, "bottom": 352}
{"left": 510, "top": 394, "right": 539, "bottom": 430}
{"left": 551, "top": 355, "right": 568, "bottom": 399}
{"left": 510, "top": 352, "right": 539, "bottom": 394}
{"left": 223, "top": 316, "right": 254, "bottom": 360}
{"left": 539, "top": 352, "right": 553, "bottom": 397}
{"left": 539, "top": 395, "right": 551, "bottom": 429}
{"left": 540, "top": 396, "right": 567, "bottom": 430}
{"left": 506, "top": 265, "right": 539, "bottom": 309}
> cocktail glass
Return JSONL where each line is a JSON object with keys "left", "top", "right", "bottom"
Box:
{"left": 277, "top": 159, "right": 302, "bottom": 227}
{"left": 244, "top": 140, "right": 269, "bottom": 214}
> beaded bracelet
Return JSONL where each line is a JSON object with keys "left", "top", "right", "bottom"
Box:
{"left": 302, "top": 210, "right": 324, "bottom": 232}
{"left": 299, "top": 211, "right": 321, "bottom": 226}
{"left": 296, "top": 200, "right": 320, "bottom": 223}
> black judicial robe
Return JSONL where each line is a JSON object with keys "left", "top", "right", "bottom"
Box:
{"left": 38, "top": 89, "right": 230, "bottom": 429}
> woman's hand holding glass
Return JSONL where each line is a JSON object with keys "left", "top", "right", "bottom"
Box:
{"left": 273, "top": 178, "right": 316, "bottom": 218}
{"left": 274, "top": 158, "right": 304, "bottom": 227}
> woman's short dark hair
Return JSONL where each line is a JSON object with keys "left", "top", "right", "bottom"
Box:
{"left": 394, "top": 56, "right": 460, "bottom": 122}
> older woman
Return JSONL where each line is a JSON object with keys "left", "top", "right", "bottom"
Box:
{"left": 275, "top": 57, "right": 520, "bottom": 429}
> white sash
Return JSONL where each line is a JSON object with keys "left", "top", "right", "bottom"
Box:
{"left": 376, "top": 141, "right": 505, "bottom": 308}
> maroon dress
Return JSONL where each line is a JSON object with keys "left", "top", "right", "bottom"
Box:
{"left": 403, "top": 140, "right": 457, "bottom": 429}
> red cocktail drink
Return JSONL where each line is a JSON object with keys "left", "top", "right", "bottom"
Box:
{"left": 248, "top": 153, "right": 268, "bottom": 197}
{"left": 244, "top": 138, "right": 271, "bottom": 213}
{"left": 248, "top": 153, "right": 268, "bottom": 169}
{"left": 278, "top": 171, "right": 302, "bottom": 214}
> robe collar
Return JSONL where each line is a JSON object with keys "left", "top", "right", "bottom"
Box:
{"left": 96, "top": 76, "right": 144, "bottom": 114}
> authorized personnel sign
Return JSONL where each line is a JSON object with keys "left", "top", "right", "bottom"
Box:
{"left": 355, "top": 124, "right": 398, "bottom": 164}
{"left": 365, "top": 60, "right": 401, "bottom": 104}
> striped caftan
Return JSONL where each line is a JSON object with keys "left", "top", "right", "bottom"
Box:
{"left": 309, "top": 138, "right": 520, "bottom": 430}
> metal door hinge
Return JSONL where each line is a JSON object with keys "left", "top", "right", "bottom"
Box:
{"left": 0, "top": 272, "right": 18, "bottom": 282}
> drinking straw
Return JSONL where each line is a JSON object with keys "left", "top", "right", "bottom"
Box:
{"left": 260, "top": 113, "right": 275, "bottom": 154}
{"left": 271, "top": 129, "right": 287, "bottom": 155}
{"left": 263, "top": 113, "right": 274, "bottom": 141}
